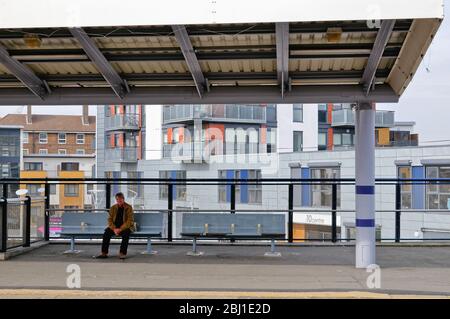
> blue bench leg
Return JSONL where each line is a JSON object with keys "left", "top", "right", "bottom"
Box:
{"left": 264, "top": 239, "right": 281, "bottom": 257}
{"left": 63, "top": 236, "right": 82, "bottom": 254}
{"left": 141, "top": 237, "right": 158, "bottom": 255}
{"left": 187, "top": 237, "right": 204, "bottom": 256}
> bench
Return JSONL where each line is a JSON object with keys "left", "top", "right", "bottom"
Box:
{"left": 181, "top": 213, "right": 286, "bottom": 256}
{"left": 59, "top": 212, "right": 164, "bottom": 255}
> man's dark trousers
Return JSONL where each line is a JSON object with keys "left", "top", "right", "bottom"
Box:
{"left": 101, "top": 228, "right": 131, "bottom": 255}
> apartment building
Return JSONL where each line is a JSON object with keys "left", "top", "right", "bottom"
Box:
{"left": 0, "top": 125, "right": 22, "bottom": 196}
{"left": 96, "top": 103, "right": 420, "bottom": 211}
{"left": 0, "top": 106, "right": 96, "bottom": 210}
{"left": 317, "top": 103, "right": 418, "bottom": 151}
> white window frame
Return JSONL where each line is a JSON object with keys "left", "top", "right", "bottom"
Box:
{"left": 58, "top": 149, "right": 67, "bottom": 155}
{"left": 58, "top": 133, "right": 66, "bottom": 144}
{"left": 23, "top": 132, "right": 29, "bottom": 144}
{"left": 39, "top": 149, "right": 48, "bottom": 155}
{"left": 39, "top": 132, "right": 48, "bottom": 144}
{"left": 22, "top": 148, "right": 29, "bottom": 155}
{"left": 76, "top": 149, "right": 85, "bottom": 155}
{"left": 76, "top": 133, "right": 85, "bottom": 144}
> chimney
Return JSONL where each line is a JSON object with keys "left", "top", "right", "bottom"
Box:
{"left": 26, "top": 105, "right": 32, "bottom": 124}
{"left": 82, "top": 105, "right": 89, "bottom": 125}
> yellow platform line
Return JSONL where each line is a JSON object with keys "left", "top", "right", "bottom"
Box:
{"left": 0, "top": 289, "right": 449, "bottom": 299}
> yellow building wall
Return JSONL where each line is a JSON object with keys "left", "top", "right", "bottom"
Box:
{"left": 377, "top": 128, "right": 390, "bottom": 145}
{"left": 20, "top": 170, "right": 48, "bottom": 192}
{"left": 58, "top": 171, "right": 85, "bottom": 209}
{"left": 293, "top": 223, "right": 305, "bottom": 243}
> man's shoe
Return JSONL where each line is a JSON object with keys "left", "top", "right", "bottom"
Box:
{"left": 119, "top": 253, "right": 127, "bottom": 260}
{"left": 94, "top": 254, "right": 108, "bottom": 259}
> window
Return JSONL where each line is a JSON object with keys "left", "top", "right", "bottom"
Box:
{"left": 218, "top": 170, "right": 240, "bottom": 203}
{"left": 86, "top": 183, "right": 94, "bottom": 193}
{"left": 426, "top": 166, "right": 450, "bottom": 209}
{"left": 27, "top": 184, "right": 42, "bottom": 196}
{"left": 159, "top": 170, "right": 186, "bottom": 200}
{"left": 311, "top": 167, "right": 341, "bottom": 208}
{"left": 318, "top": 132, "right": 327, "bottom": 151}
{"left": 64, "top": 184, "right": 79, "bottom": 197}
{"left": 1, "top": 164, "right": 10, "bottom": 178}
{"left": 58, "top": 133, "right": 66, "bottom": 144}
{"left": 76, "top": 149, "right": 85, "bottom": 155}
{"left": 24, "top": 162, "right": 43, "bottom": 171}
{"left": 39, "top": 132, "right": 48, "bottom": 144}
{"left": 248, "top": 170, "right": 262, "bottom": 204}
{"left": 293, "top": 131, "right": 303, "bottom": 152}
{"left": 333, "top": 131, "right": 354, "bottom": 147}
{"left": 76, "top": 134, "right": 85, "bottom": 144}
{"left": 266, "top": 128, "right": 277, "bottom": 153}
{"left": 127, "top": 171, "right": 142, "bottom": 199}
{"left": 61, "top": 162, "right": 79, "bottom": 171}
{"left": 218, "top": 170, "right": 261, "bottom": 204}
{"left": 39, "top": 149, "right": 48, "bottom": 155}
{"left": 293, "top": 104, "right": 303, "bottom": 122}
{"left": 58, "top": 149, "right": 67, "bottom": 155}
{"left": 398, "top": 166, "right": 412, "bottom": 209}
{"left": 23, "top": 149, "right": 29, "bottom": 155}
{"left": 318, "top": 104, "right": 328, "bottom": 123}
{"left": 23, "top": 132, "right": 29, "bottom": 144}
{"left": 50, "top": 184, "right": 57, "bottom": 195}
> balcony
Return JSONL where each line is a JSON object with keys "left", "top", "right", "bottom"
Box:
{"left": 105, "top": 114, "right": 140, "bottom": 131}
{"left": 163, "top": 105, "right": 266, "bottom": 124}
{"left": 332, "top": 110, "right": 394, "bottom": 128}
{"left": 105, "top": 147, "right": 138, "bottom": 162}
{"left": 162, "top": 142, "right": 206, "bottom": 163}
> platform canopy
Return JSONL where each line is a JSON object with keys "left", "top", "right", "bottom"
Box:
{"left": 0, "top": 0, "right": 444, "bottom": 105}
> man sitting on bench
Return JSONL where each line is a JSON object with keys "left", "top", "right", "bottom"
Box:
{"left": 96, "top": 192, "right": 135, "bottom": 259}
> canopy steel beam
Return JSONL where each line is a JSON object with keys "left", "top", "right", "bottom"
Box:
{"left": 0, "top": 21, "right": 413, "bottom": 39}
{"left": 0, "top": 44, "right": 48, "bottom": 99}
{"left": 275, "top": 22, "right": 290, "bottom": 98}
{"left": 0, "top": 85, "right": 398, "bottom": 105}
{"left": 0, "top": 70, "right": 391, "bottom": 83}
{"left": 361, "top": 20, "right": 396, "bottom": 95}
{"left": 171, "top": 25, "right": 206, "bottom": 97}
{"left": 69, "top": 27, "right": 128, "bottom": 99}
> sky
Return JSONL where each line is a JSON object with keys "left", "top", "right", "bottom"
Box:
{"left": 0, "top": 2, "right": 449, "bottom": 145}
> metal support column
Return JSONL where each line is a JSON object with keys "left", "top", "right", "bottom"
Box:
{"left": 288, "top": 184, "right": 294, "bottom": 243}
{"left": 105, "top": 183, "right": 111, "bottom": 209}
{"left": 331, "top": 183, "right": 337, "bottom": 243}
{"left": 355, "top": 102, "right": 376, "bottom": 268}
{"left": 167, "top": 183, "right": 173, "bottom": 242}
{"left": 0, "top": 184, "right": 7, "bottom": 252}
{"left": 23, "top": 196, "right": 31, "bottom": 247}
{"left": 395, "top": 182, "right": 402, "bottom": 243}
{"left": 44, "top": 181, "right": 50, "bottom": 241}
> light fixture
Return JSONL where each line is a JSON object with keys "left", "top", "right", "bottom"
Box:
{"left": 326, "top": 27, "right": 342, "bottom": 43}
{"left": 24, "top": 33, "right": 42, "bottom": 48}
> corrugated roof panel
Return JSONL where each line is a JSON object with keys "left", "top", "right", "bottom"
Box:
{"left": 26, "top": 62, "right": 99, "bottom": 75}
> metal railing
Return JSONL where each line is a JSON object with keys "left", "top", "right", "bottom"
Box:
{"left": 332, "top": 109, "right": 395, "bottom": 127}
{"left": 163, "top": 104, "right": 267, "bottom": 124}
{"left": 105, "top": 147, "right": 138, "bottom": 162}
{"left": 1, "top": 177, "right": 450, "bottom": 251}
{"left": 0, "top": 194, "right": 46, "bottom": 252}
{"left": 104, "top": 114, "right": 140, "bottom": 131}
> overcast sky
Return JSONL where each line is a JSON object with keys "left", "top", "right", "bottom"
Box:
{"left": 0, "top": 2, "right": 449, "bottom": 145}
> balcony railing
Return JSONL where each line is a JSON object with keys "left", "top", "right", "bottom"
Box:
{"left": 163, "top": 105, "right": 266, "bottom": 124}
{"left": 332, "top": 109, "right": 395, "bottom": 127}
{"left": 105, "top": 147, "right": 138, "bottom": 162}
{"left": 163, "top": 142, "right": 206, "bottom": 162}
{"left": 105, "top": 114, "right": 140, "bottom": 131}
